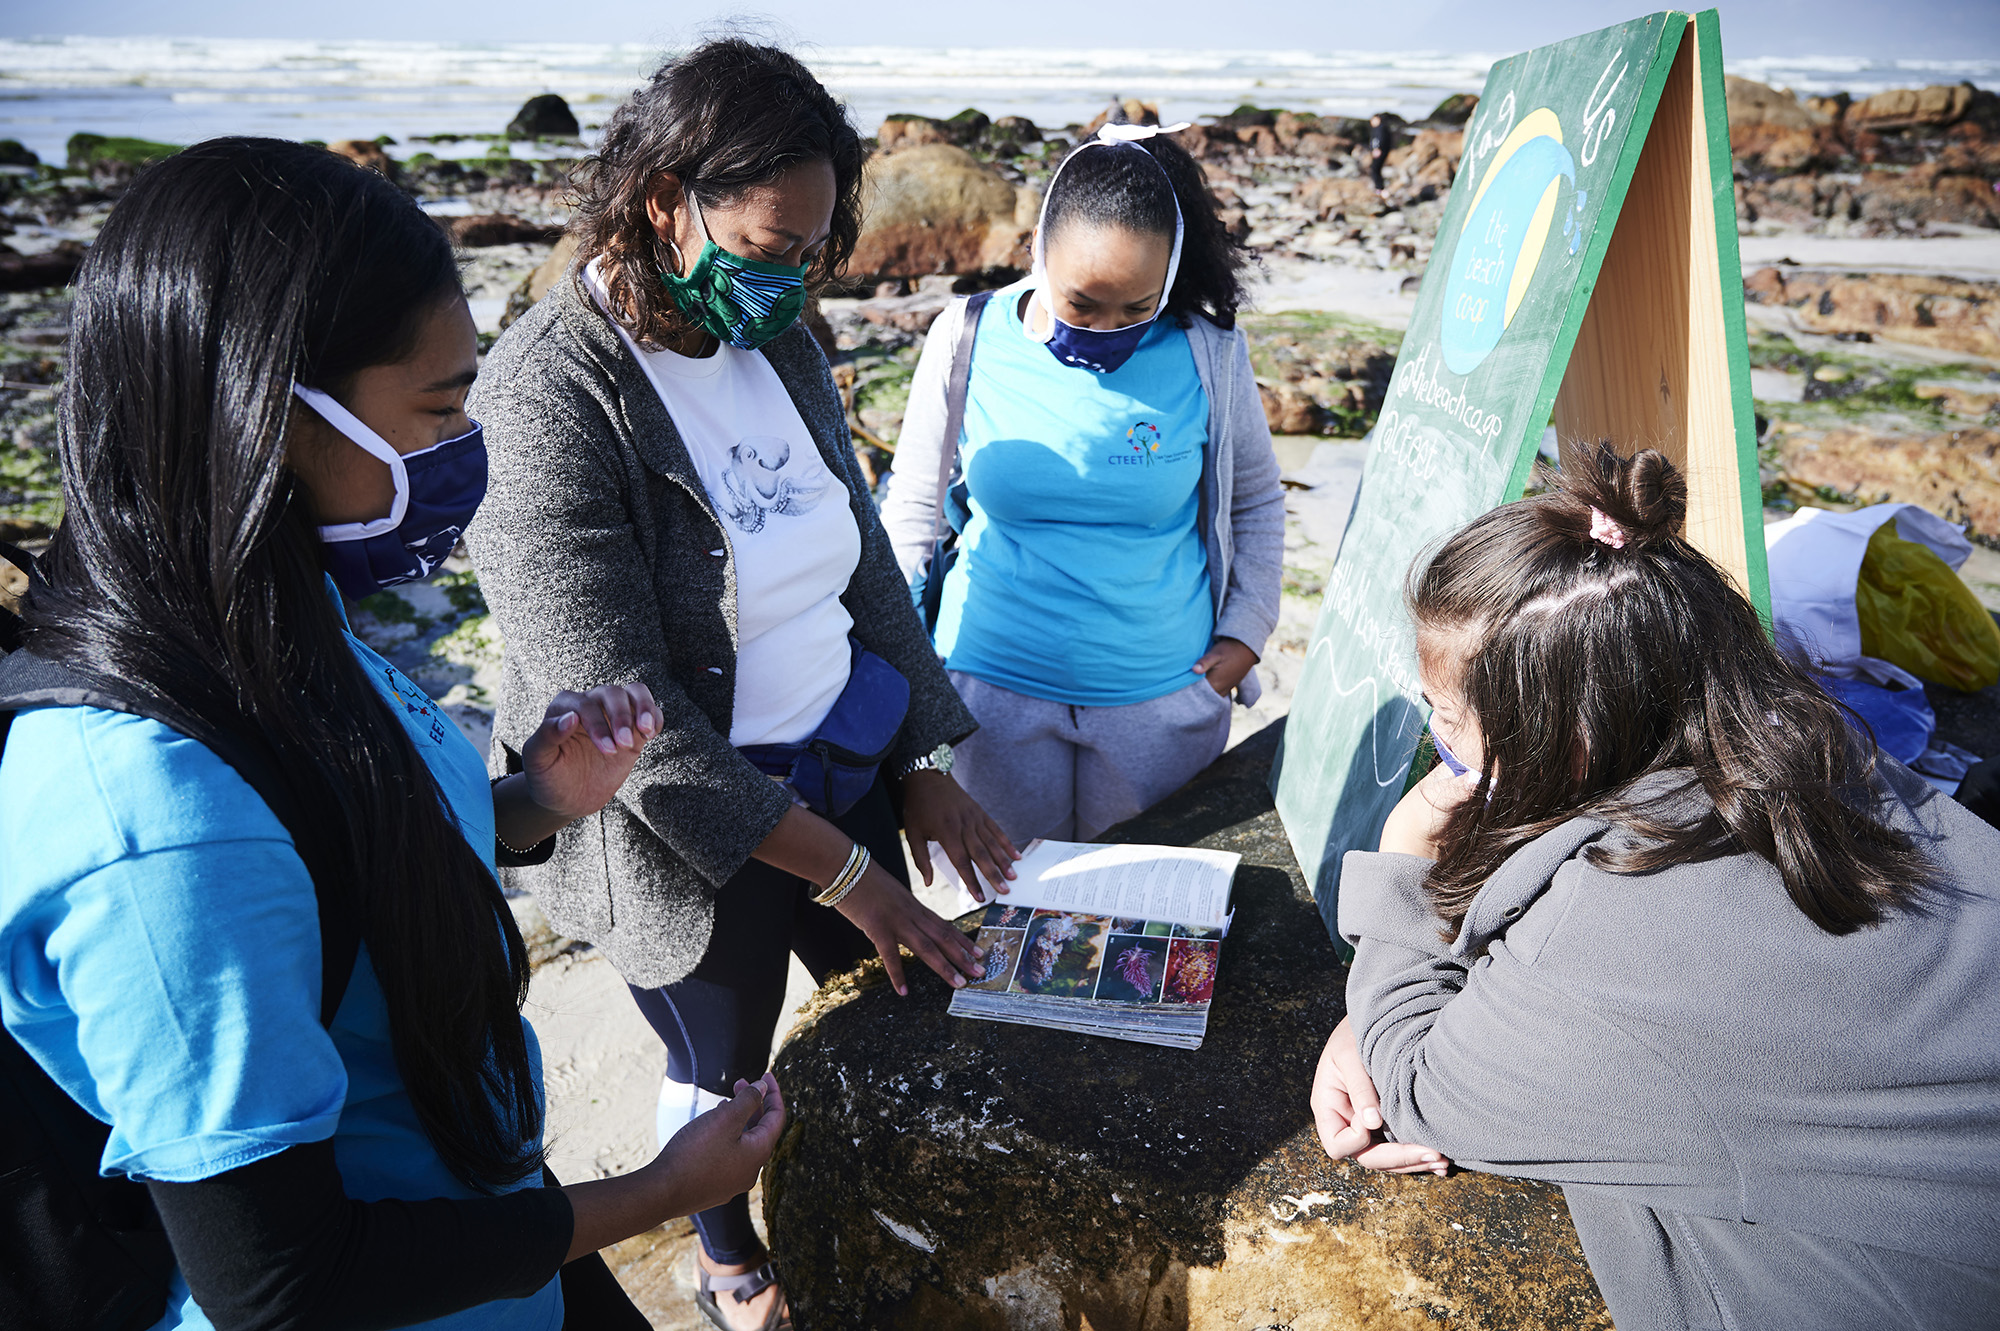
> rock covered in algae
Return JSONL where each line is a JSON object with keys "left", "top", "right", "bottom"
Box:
{"left": 764, "top": 722, "right": 1610, "bottom": 1330}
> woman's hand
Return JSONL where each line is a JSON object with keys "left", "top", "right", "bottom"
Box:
{"left": 1191, "top": 637, "right": 1258, "bottom": 697}
{"left": 1311, "top": 1017, "right": 1449, "bottom": 1176}
{"left": 1377, "top": 761, "right": 1475, "bottom": 861}
{"left": 901, "top": 770, "right": 1019, "bottom": 901}
{"left": 520, "top": 683, "right": 660, "bottom": 822}
{"left": 837, "top": 860, "right": 987, "bottom": 998}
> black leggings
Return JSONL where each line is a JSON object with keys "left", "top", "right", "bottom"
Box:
{"left": 627, "top": 778, "right": 902, "bottom": 1265}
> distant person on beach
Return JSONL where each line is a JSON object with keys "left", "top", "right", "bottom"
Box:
{"left": 1367, "top": 113, "right": 1395, "bottom": 192}
{"left": 0, "top": 138, "right": 785, "bottom": 1331}
{"left": 882, "top": 121, "right": 1284, "bottom": 846}
{"left": 466, "top": 40, "right": 1018, "bottom": 1331}
{"left": 1312, "top": 445, "right": 2000, "bottom": 1330}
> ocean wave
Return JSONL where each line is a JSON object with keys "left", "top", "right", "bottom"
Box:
{"left": 2, "top": 36, "right": 1994, "bottom": 165}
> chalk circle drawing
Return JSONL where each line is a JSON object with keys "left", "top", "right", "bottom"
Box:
{"left": 1440, "top": 108, "right": 1579, "bottom": 376}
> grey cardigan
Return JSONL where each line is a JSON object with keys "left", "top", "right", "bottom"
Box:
{"left": 465, "top": 277, "right": 976, "bottom": 988}
{"left": 1341, "top": 766, "right": 2000, "bottom": 1331}
{"left": 878, "top": 289, "right": 1286, "bottom": 705}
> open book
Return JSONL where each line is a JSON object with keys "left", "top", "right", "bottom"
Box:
{"left": 932, "top": 840, "right": 1240, "bottom": 1050}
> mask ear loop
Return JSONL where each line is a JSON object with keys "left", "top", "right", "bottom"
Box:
{"left": 292, "top": 384, "right": 411, "bottom": 539}
{"left": 1030, "top": 122, "right": 1191, "bottom": 343}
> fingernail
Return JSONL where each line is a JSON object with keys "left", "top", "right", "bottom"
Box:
{"left": 1363, "top": 1109, "right": 1383, "bottom": 1130}
{"left": 616, "top": 726, "right": 634, "bottom": 748}
{"left": 640, "top": 714, "right": 657, "bottom": 734}
{"left": 559, "top": 712, "right": 578, "bottom": 731}
{"left": 898, "top": 986, "right": 908, "bottom": 997}
{"left": 597, "top": 738, "right": 616, "bottom": 754}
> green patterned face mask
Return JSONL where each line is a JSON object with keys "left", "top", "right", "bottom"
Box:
{"left": 660, "top": 193, "right": 809, "bottom": 350}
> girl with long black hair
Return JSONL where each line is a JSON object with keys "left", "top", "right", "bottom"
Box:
{"left": 0, "top": 137, "right": 784, "bottom": 1330}
{"left": 882, "top": 121, "right": 1286, "bottom": 844}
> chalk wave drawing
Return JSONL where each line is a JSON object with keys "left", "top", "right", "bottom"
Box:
{"left": 1303, "top": 636, "right": 1421, "bottom": 789}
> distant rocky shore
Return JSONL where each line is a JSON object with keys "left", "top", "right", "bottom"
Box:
{"left": 5, "top": 75, "right": 2000, "bottom": 552}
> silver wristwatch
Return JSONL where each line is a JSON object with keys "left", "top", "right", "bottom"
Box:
{"left": 898, "top": 743, "right": 954, "bottom": 779}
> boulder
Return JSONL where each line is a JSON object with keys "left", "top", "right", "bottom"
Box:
{"left": 1743, "top": 267, "right": 2000, "bottom": 358}
{"left": 877, "top": 115, "right": 955, "bottom": 153}
{"left": 1082, "top": 100, "right": 1162, "bottom": 138}
{"left": 989, "top": 116, "right": 1043, "bottom": 149}
{"left": 762, "top": 724, "right": 1609, "bottom": 1330}
{"left": 507, "top": 93, "right": 580, "bottom": 140}
{"left": 445, "top": 213, "right": 564, "bottom": 248}
{"left": 0, "top": 240, "right": 83, "bottom": 293}
{"left": 1259, "top": 381, "right": 1325, "bottom": 435}
{"left": 327, "top": 139, "right": 397, "bottom": 179}
{"left": 1845, "top": 83, "right": 1980, "bottom": 132}
{"left": 1293, "top": 176, "right": 1384, "bottom": 221}
{"left": 1722, "top": 76, "right": 1828, "bottom": 134}
{"left": 847, "top": 145, "right": 1035, "bottom": 281}
{"left": 1770, "top": 425, "right": 2000, "bottom": 539}
{"left": 1428, "top": 93, "right": 1480, "bottom": 126}
{"left": 1390, "top": 130, "right": 1464, "bottom": 191}
{"left": 0, "top": 140, "right": 38, "bottom": 169}
{"left": 500, "top": 233, "right": 580, "bottom": 329}
{"left": 64, "top": 132, "right": 180, "bottom": 186}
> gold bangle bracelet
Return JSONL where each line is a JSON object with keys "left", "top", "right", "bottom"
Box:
{"left": 815, "top": 843, "right": 869, "bottom": 907}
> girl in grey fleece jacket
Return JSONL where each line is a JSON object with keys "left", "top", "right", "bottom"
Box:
{"left": 1313, "top": 445, "right": 2000, "bottom": 1331}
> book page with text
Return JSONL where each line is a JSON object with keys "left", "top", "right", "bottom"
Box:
{"left": 934, "top": 839, "right": 1239, "bottom": 929}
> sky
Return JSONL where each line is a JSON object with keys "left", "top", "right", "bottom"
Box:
{"left": 2, "top": 1, "right": 1997, "bottom": 60}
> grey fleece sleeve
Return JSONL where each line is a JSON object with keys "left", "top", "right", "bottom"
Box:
{"left": 1338, "top": 850, "right": 1734, "bottom": 1199}
{"left": 878, "top": 299, "right": 962, "bottom": 583}
{"left": 465, "top": 392, "right": 792, "bottom": 889}
{"left": 1213, "top": 327, "right": 1285, "bottom": 657}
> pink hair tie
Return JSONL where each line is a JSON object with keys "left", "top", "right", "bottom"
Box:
{"left": 1588, "top": 507, "right": 1628, "bottom": 549}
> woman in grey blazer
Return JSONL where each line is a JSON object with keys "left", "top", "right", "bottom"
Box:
{"left": 880, "top": 123, "right": 1286, "bottom": 844}
{"left": 465, "top": 42, "right": 1014, "bottom": 1331}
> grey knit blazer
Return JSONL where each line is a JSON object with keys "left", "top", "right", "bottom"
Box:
{"left": 466, "top": 276, "right": 977, "bottom": 988}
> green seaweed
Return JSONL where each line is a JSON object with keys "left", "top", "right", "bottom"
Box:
{"left": 65, "top": 133, "right": 182, "bottom": 172}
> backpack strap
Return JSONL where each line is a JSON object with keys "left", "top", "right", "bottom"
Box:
{"left": 932, "top": 289, "right": 994, "bottom": 542}
{"left": 0, "top": 549, "right": 359, "bottom": 1026}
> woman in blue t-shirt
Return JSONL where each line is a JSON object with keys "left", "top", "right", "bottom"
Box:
{"left": 884, "top": 123, "right": 1286, "bottom": 844}
{"left": 0, "top": 138, "right": 784, "bottom": 1330}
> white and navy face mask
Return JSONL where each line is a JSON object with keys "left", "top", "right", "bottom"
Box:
{"left": 1028, "top": 121, "right": 1190, "bottom": 375}
{"left": 293, "top": 384, "right": 487, "bottom": 602}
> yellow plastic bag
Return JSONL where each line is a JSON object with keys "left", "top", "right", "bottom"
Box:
{"left": 1855, "top": 521, "right": 2000, "bottom": 692}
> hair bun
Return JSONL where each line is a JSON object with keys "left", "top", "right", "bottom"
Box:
{"left": 1561, "top": 441, "right": 1686, "bottom": 548}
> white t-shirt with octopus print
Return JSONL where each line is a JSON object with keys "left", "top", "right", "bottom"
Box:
{"left": 585, "top": 261, "right": 861, "bottom": 748}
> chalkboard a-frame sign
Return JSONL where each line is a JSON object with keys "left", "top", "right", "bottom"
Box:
{"left": 1271, "top": 10, "right": 1768, "bottom": 954}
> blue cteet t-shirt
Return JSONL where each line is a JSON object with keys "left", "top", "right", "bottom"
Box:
{"left": 0, "top": 580, "right": 561, "bottom": 1331}
{"left": 935, "top": 283, "right": 1213, "bottom": 706}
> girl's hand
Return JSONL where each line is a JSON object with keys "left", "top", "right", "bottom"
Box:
{"left": 836, "top": 859, "right": 988, "bottom": 997}
{"left": 651, "top": 1072, "right": 786, "bottom": 1215}
{"left": 1310, "top": 1017, "right": 1450, "bottom": 1176}
{"left": 901, "top": 770, "right": 1019, "bottom": 901}
{"left": 1377, "top": 761, "right": 1475, "bottom": 860}
{"left": 1191, "top": 637, "right": 1258, "bottom": 697}
{"left": 520, "top": 683, "right": 660, "bottom": 822}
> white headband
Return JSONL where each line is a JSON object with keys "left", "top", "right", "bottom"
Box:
{"left": 1032, "top": 120, "right": 1193, "bottom": 316}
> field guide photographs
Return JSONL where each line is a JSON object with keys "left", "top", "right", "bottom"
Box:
{"left": 934, "top": 840, "right": 1240, "bottom": 1049}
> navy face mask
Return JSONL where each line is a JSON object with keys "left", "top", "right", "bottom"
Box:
{"left": 293, "top": 384, "right": 488, "bottom": 602}
{"left": 1029, "top": 124, "right": 1190, "bottom": 375}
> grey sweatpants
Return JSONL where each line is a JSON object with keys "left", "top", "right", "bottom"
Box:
{"left": 948, "top": 671, "right": 1234, "bottom": 843}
